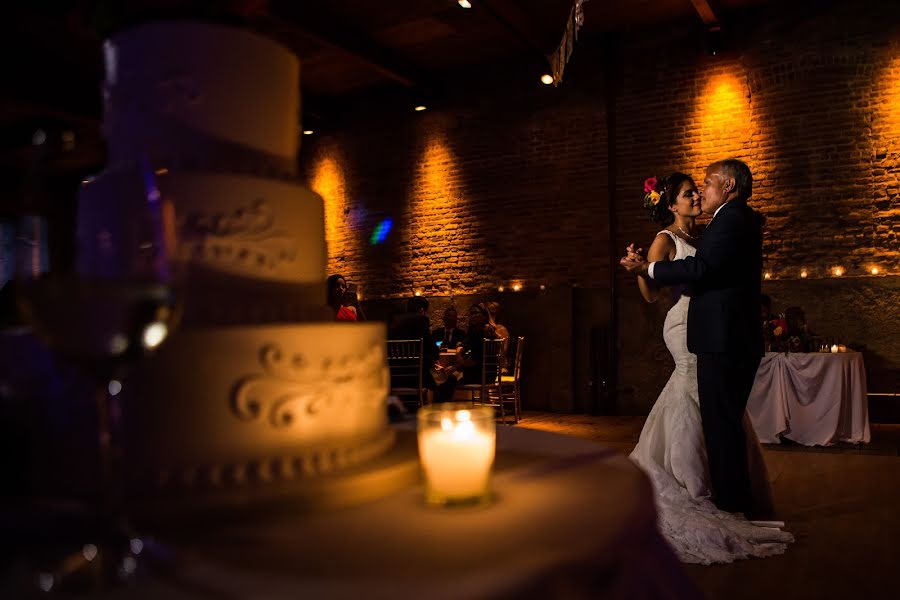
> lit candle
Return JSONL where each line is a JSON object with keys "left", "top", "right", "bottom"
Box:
{"left": 418, "top": 404, "right": 495, "bottom": 506}
{"left": 838, "top": 344, "right": 848, "bottom": 353}
{"left": 831, "top": 344, "right": 839, "bottom": 353}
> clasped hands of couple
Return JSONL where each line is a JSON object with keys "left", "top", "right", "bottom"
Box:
{"left": 620, "top": 243, "right": 649, "bottom": 276}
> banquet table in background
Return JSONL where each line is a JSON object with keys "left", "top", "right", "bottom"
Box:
{"left": 747, "top": 351, "right": 870, "bottom": 446}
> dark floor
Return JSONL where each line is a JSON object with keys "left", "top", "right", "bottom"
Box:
{"left": 518, "top": 412, "right": 900, "bottom": 600}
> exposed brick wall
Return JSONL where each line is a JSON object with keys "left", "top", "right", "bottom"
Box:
{"left": 614, "top": 1, "right": 900, "bottom": 413}
{"left": 300, "top": 0, "right": 899, "bottom": 414}
{"left": 302, "top": 84, "right": 610, "bottom": 299}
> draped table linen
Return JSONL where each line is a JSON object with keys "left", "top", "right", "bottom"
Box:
{"left": 747, "top": 352, "right": 870, "bottom": 446}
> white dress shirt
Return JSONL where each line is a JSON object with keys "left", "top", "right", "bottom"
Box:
{"left": 647, "top": 202, "right": 728, "bottom": 279}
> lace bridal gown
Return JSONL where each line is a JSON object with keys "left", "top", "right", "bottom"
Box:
{"left": 630, "top": 230, "right": 794, "bottom": 565}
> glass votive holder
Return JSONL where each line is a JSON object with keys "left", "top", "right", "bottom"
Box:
{"left": 417, "top": 403, "right": 496, "bottom": 507}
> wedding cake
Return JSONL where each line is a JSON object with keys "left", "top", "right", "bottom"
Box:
{"left": 77, "top": 23, "right": 395, "bottom": 499}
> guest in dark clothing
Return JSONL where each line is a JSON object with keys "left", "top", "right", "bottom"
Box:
{"left": 389, "top": 296, "right": 455, "bottom": 403}
{"left": 454, "top": 302, "right": 498, "bottom": 385}
{"left": 431, "top": 307, "right": 465, "bottom": 350}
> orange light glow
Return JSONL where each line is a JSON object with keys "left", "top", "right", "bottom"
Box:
{"left": 409, "top": 129, "right": 484, "bottom": 294}
{"left": 832, "top": 266, "right": 844, "bottom": 277}
{"left": 310, "top": 152, "right": 351, "bottom": 270}
{"left": 870, "top": 266, "right": 880, "bottom": 275}
{"left": 689, "top": 68, "right": 754, "bottom": 176}
{"left": 800, "top": 269, "right": 808, "bottom": 279}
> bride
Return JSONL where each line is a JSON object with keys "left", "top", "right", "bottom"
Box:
{"left": 627, "top": 172, "right": 794, "bottom": 564}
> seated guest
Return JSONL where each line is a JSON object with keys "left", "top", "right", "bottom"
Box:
{"left": 389, "top": 296, "right": 455, "bottom": 403}
{"left": 327, "top": 273, "right": 348, "bottom": 319}
{"left": 431, "top": 306, "right": 465, "bottom": 350}
{"left": 328, "top": 273, "right": 365, "bottom": 321}
{"left": 453, "top": 302, "right": 499, "bottom": 384}
{"left": 338, "top": 288, "right": 366, "bottom": 321}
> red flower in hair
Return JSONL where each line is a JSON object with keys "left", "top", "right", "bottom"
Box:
{"left": 643, "top": 177, "right": 658, "bottom": 194}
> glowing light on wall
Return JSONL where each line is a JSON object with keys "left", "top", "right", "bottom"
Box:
{"left": 409, "top": 127, "right": 486, "bottom": 295}
{"left": 310, "top": 152, "right": 352, "bottom": 270}
{"left": 688, "top": 68, "right": 754, "bottom": 174}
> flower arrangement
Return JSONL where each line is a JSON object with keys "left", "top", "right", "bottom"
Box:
{"left": 642, "top": 177, "right": 661, "bottom": 209}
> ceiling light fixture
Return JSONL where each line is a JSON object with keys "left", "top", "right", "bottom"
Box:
{"left": 414, "top": 105, "right": 427, "bottom": 112}
{"left": 303, "top": 129, "right": 314, "bottom": 135}
{"left": 540, "top": 74, "right": 554, "bottom": 85}
{"left": 458, "top": 0, "right": 472, "bottom": 8}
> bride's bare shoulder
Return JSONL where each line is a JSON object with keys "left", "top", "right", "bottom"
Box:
{"left": 648, "top": 230, "right": 676, "bottom": 261}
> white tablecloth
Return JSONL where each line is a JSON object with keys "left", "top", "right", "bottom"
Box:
{"left": 747, "top": 352, "right": 870, "bottom": 446}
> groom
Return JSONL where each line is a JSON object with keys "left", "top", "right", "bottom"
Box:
{"left": 621, "top": 159, "right": 764, "bottom": 515}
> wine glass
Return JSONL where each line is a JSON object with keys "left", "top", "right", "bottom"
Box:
{"left": 13, "top": 165, "right": 182, "bottom": 591}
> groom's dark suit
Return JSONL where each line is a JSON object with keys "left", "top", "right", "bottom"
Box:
{"left": 652, "top": 198, "right": 763, "bottom": 514}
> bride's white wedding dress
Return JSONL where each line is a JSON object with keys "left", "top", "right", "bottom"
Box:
{"left": 630, "top": 230, "right": 794, "bottom": 565}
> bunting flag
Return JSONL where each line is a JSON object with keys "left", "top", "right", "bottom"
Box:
{"left": 547, "top": 0, "right": 589, "bottom": 86}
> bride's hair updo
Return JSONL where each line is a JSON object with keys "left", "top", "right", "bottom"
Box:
{"left": 641, "top": 172, "right": 693, "bottom": 226}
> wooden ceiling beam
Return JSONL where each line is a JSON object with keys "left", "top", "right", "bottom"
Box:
{"left": 479, "top": 0, "right": 569, "bottom": 56}
{"left": 266, "top": 1, "right": 427, "bottom": 88}
{"left": 689, "top": 0, "right": 720, "bottom": 27}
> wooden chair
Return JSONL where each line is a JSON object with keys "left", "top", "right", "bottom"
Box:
{"left": 497, "top": 336, "right": 524, "bottom": 423}
{"left": 458, "top": 338, "right": 506, "bottom": 422}
{"left": 386, "top": 339, "right": 427, "bottom": 407}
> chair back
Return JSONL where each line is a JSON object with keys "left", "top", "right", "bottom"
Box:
{"left": 386, "top": 339, "right": 424, "bottom": 392}
{"left": 512, "top": 336, "right": 525, "bottom": 382}
{"left": 481, "top": 338, "right": 505, "bottom": 386}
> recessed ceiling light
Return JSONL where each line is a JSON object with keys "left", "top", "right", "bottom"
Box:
{"left": 540, "top": 74, "right": 554, "bottom": 85}
{"left": 458, "top": 0, "right": 472, "bottom": 8}
{"left": 414, "top": 105, "right": 427, "bottom": 112}
{"left": 303, "top": 129, "right": 314, "bottom": 135}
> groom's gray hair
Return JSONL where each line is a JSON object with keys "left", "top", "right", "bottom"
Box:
{"left": 713, "top": 159, "right": 753, "bottom": 201}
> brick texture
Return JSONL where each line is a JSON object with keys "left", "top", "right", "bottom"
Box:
{"left": 300, "top": 0, "right": 899, "bottom": 414}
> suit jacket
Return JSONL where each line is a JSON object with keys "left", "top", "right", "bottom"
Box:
{"left": 431, "top": 326, "right": 466, "bottom": 349}
{"left": 652, "top": 199, "right": 763, "bottom": 356}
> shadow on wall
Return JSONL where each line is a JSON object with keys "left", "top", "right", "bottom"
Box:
{"left": 363, "top": 287, "right": 612, "bottom": 414}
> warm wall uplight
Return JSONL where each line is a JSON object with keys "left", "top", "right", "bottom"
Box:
{"left": 541, "top": 74, "right": 554, "bottom": 85}
{"left": 458, "top": 0, "right": 472, "bottom": 8}
{"left": 871, "top": 266, "right": 880, "bottom": 275}
{"left": 414, "top": 290, "right": 422, "bottom": 297}
{"left": 498, "top": 286, "right": 505, "bottom": 292}
{"left": 512, "top": 283, "right": 522, "bottom": 292}
{"left": 414, "top": 105, "right": 427, "bottom": 112}
{"left": 764, "top": 272, "right": 771, "bottom": 280}
{"left": 832, "top": 266, "right": 844, "bottom": 277}
{"left": 310, "top": 153, "right": 351, "bottom": 270}
{"left": 539, "top": 284, "right": 546, "bottom": 291}
{"left": 690, "top": 69, "right": 753, "bottom": 174}
{"left": 303, "top": 130, "right": 314, "bottom": 135}
{"left": 800, "top": 269, "right": 808, "bottom": 279}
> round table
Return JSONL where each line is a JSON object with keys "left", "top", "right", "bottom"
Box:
{"left": 102, "top": 426, "right": 700, "bottom": 599}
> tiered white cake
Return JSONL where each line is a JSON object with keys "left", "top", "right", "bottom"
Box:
{"left": 77, "top": 23, "right": 393, "bottom": 495}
